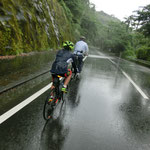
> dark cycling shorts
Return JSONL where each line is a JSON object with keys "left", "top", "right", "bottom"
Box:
{"left": 52, "top": 69, "right": 72, "bottom": 80}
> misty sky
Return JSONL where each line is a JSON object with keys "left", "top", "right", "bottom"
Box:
{"left": 89, "top": 0, "right": 150, "bottom": 21}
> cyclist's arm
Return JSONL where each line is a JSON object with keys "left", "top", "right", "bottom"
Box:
{"left": 66, "top": 58, "right": 73, "bottom": 64}
{"left": 84, "top": 44, "right": 89, "bottom": 56}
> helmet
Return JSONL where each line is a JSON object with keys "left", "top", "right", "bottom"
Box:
{"left": 80, "top": 36, "right": 86, "bottom": 40}
{"left": 63, "top": 41, "right": 74, "bottom": 50}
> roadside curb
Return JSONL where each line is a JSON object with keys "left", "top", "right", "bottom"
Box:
{"left": 126, "top": 58, "right": 150, "bottom": 69}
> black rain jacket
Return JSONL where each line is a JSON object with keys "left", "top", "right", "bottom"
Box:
{"left": 50, "top": 49, "right": 76, "bottom": 74}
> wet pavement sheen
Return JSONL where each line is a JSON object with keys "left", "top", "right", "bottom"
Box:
{"left": 0, "top": 52, "right": 150, "bottom": 150}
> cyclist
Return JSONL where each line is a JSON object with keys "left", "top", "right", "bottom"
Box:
{"left": 50, "top": 41, "right": 77, "bottom": 95}
{"left": 73, "top": 36, "right": 89, "bottom": 73}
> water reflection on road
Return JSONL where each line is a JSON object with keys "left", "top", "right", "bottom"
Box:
{"left": 0, "top": 51, "right": 55, "bottom": 92}
{"left": 40, "top": 100, "right": 69, "bottom": 150}
{"left": 112, "top": 58, "right": 150, "bottom": 97}
{"left": 0, "top": 50, "right": 55, "bottom": 114}
{"left": 61, "top": 57, "right": 150, "bottom": 150}
{"left": 0, "top": 52, "right": 150, "bottom": 150}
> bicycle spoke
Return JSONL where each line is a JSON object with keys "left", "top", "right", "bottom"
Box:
{"left": 43, "top": 89, "right": 56, "bottom": 120}
{"left": 43, "top": 77, "right": 67, "bottom": 121}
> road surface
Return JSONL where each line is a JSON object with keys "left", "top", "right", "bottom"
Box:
{"left": 0, "top": 51, "right": 150, "bottom": 150}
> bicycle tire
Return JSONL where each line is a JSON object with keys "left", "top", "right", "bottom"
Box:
{"left": 61, "top": 91, "right": 64, "bottom": 102}
{"left": 58, "top": 87, "right": 63, "bottom": 102}
{"left": 43, "top": 89, "right": 56, "bottom": 120}
{"left": 43, "top": 76, "right": 67, "bottom": 120}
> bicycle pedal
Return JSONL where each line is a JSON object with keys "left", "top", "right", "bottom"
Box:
{"left": 48, "top": 97, "right": 54, "bottom": 102}
{"left": 47, "top": 115, "right": 52, "bottom": 119}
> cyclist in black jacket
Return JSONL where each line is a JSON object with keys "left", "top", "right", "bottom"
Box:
{"left": 50, "top": 41, "right": 77, "bottom": 93}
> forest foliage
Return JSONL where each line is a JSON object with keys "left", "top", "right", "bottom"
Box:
{"left": 0, "top": 0, "right": 73, "bottom": 55}
{"left": 60, "top": 0, "right": 150, "bottom": 61}
{"left": 0, "top": 0, "right": 150, "bottom": 62}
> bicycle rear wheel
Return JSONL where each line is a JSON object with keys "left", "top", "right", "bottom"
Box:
{"left": 43, "top": 89, "right": 56, "bottom": 120}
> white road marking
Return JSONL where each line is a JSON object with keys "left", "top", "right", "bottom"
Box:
{"left": 0, "top": 56, "right": 88, "bottom": 124}
{"left": 2, "top": 54, "right": 148, "bottom": 124}
{"left": 108, "top": 58, "right": 116, "bottom": 65}
{"left": 122, "top": 71, "right": 149, "bottom": 99}
{"left": 0, "top": 83, "right": 52, "bottom": 124}
{"left": 90, "top": 54, "right": 149, "bottom": 99}
{"left": 88, "top": 54, "right": 113, "bottom": 59}
{"left": 89, "top": 53, "right": 149, "bottom": 99}
{"left": 108, "top": 59, "right": 149, "bottom": 100}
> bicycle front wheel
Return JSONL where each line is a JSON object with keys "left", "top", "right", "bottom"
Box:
{"left": 43, "top": 89, "right": 56, "bottom": 120}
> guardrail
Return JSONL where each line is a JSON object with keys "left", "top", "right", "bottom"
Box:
{"left": 0, "top": 70, "right": 50, "bottom": 95}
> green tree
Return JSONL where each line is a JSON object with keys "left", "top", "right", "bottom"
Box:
{"left": 126, "top": 4, "right": 150, "bottom": 37}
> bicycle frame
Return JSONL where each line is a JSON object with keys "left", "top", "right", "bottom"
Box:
{"left": 74, "top": 50, "right": 84, "bottom": 68}
{"left": 53, "top": 75, "right": 65, "bottom": 101}
{"left": 43, "top": 75, "right": 66, "bottom": 120}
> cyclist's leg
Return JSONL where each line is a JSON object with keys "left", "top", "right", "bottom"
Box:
{"left": 49, "top": 74, "right": 56, "bottom": 100}
{"left": 51, "top": 74, "right": 55, "bottom": 89}
{"left": 64, "top": 69, "right": 72, "bottom": 86}
{"left": 61, "top": 69, "right": 72, "bottom": 92}
{"left": 78, "top": 55, "right": 84, "bottom": 73}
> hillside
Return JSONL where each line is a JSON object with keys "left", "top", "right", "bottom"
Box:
{"left": 96, "top": 11, "right": 120, "bottom": 25}
{"left": 0, "top": 0, "right": 73, "bottom": 55}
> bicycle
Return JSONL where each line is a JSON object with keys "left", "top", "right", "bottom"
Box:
{"left": 71, "top": 51, "right": 84, "bottom": 80}
{"left": 43, "top": 74, "right": 67, "bottom": 120}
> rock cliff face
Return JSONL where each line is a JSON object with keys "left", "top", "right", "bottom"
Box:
{"left": 0, "top": 0, "right": 73, "bottom": 55}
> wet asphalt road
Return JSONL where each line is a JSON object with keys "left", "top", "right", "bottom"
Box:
{"left": 0, "top": 52, "right": 150, "bottom": 150}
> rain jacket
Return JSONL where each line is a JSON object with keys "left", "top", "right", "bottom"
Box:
{"left": 74, "top": 40, "right": 89, "bottom": 56}
{"left": 50, "top": 49, "right": 76, "bottom": 74}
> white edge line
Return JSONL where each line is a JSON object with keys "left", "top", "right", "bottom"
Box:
{"left": 108, "top": 58, "right": 149, "bottom": 100}
{"left": 88, "top": 55, "right": 112, "bottom": 59}
{"left": 108, "top": 58, "right": 116, "bottom": 65}
{"left": 0, "top": 83, "right": 52, "bottom": 124}
{"left": 0, "top": 56, "right": 88, "bottom": 124}
{"left": 122, "top": 71, "right": 149, "bottom": 99}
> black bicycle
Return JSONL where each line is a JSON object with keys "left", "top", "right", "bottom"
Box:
{"left": 43, "top": 75, "right": 66, "bottom": 120}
